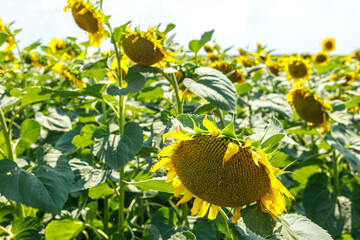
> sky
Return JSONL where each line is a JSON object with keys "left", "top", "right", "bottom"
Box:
{"left": 1, "top": 0, "right": 360, "bottom": 55}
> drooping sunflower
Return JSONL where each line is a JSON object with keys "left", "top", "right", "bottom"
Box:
{"left": 106, "top": 53, "right": 129, "bottom": 82}
{"left": 48, "top": 38, "right": 78, "bottom": 59}
{"left": 0, "top": 18, "right": 16, "bottom": 52}
{"left": 203, "top": 44, "right": 214, "bottom": 53}
{"left": 151, "top": 116, "right": 293, "bottom": 223}
{"left": 64, "top": 0, "right": 107, "bottom": 47}
{"left": 312, "top": 52, "right": 330, "bottom": 66}
{"left": 266, "top": 62, "right": 283, "bottom": 76}
{"left": 122, "top": 27, "right": 173, "bottom": 66}
{"left": 354, "top": 50, "right": 360, "bottom": 61}
{"left": 285, "top": 57, "right": 311, "bottom": 84}
{"left": 52, "top": 63, "right": 86, "bottom": 88}
{"left": 321, "top": 38, "right": 335, "bottom": 52}
{"left": 210, "top": 62, "right": 246, "bottom": 84}
{"left": 287, "top": 86, "right": 332, "bottom": 131}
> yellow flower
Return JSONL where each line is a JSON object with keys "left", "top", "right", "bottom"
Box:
{"left": 203, "top": 44, "right": 214, "bottom": 53}
{"left": 354, "top": 50, "right": 360, "bottom": 61}
{"left": 287, "top": 86, "right": 332, "bottom": 131}
{"left": 312, "top": 52, "right": 330, "bottom": 66}
{"left": 238, "top": 56, "right": 255, "bottom": 68}
{"left": 52, "top": 63, "right": 86, "bottom": 88}
{"left": 64, "top": 0, "right": 107, "bottom": 47}
{"left": 0, "top": 18, "right": 16, "bottom": 52}
{"left": 122, "top": 27, "right": 173, "bottom": 66}
{"left": 48, "top": 38, "right": 78, "bottom": 59}
{"left": 151, "top": 116, "right": 293, "bottom": 223}
{"left": 321, "top": 38, "right": 335, "bottom": 52}
{"left": 285, "top": 57, "right": 311, "bottom": 84}
{"left": 210, "top": 62, "right": 246, "bottom": 84}
{"left": 266, "top": 62, "right": 283, "bottom": 76}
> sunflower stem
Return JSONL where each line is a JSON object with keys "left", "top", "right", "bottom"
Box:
{"left": 332, "top": 151, "right": 340, "bottom": 196}
{"left": 181, "top": 203, "right": 189, "bottom": 227}
{"left": 219, "top": 208, "right": 235, "bottom": 240}
{"left": 103, "top": 196, "right": 109, "bottom": 235}
{"left": 216, "top": 108, "right": 226, "bottom": 128}
{"left": 167, "top": 72, "right": 183, "bottom": 115}
{"left": 0, "top": 108, "right": 16, "bottom": 162}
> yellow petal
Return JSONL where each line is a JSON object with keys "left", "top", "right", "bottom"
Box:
{"left": 173, "top": 179, "right": 186, "bottom": 197}
{"left": 191, "top": 197, "right": 203, "bottom": 216}
{"left": 150, "top": 157, "right": 172, "bottom": 172}
{"left": 157, "top": 144, "right": 178, "bottom": 158}
{"left": 203, "top": 116, "right": 219, "bottom": 137}
{"left": 231, "top": 207, "right": 242, "bottom": 223}
{"left": 166, "top": 170, "right": 178, "bottom": 183}
{"left": 208, "top": 205, "right": 219, "bottom": 220}
{"left": 176, "top": 191, "right": 194, "bottom": 207}
{"left": 162, "top": 129, "right": 193, "bottom": 144}
{"left": 197, "top": 201, "right": 210, "bottom": 217}
{"left": 244, "top": 137, "right": 251, "bottom": 148}
{"left": 223, "top": 142, "right": 239, "bottom": 166}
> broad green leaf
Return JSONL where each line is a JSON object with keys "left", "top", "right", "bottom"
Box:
{"left": 82, "top": 57, "right": 108, "bottom": 70}
{"left": 69, "top": 158, "right": 111, "bottom": 192}
{"left": 88, "top": 182, "right": 114, "bottom": 199}
{"left": 351, "top": 183, "right": 360, "bottom": 234}
{"left": 192, "top": 219, "right": 217, "bottom": 240}
{"left": 325, "top": 134, "right": 360, "bottom": 173}
{"left": 16, "top": 119, "right": 41, "bottom": 156}
{"left": 0, "top": 32, "right": 8, "bottom": 47}
{"left": 72, "top": 124, "right": 96, "bottom": 148}
{"left": 138, "top": 87, "right": 165, "bottom": 103}
{"left": 169, "top": 231, "right": 196, "bottom": 240}
{"left": 149, "top": 207, "right": 177, "bottom": 239}
{"left": 125, "top": 177, "right": 174, "bottom": 194}
{"left": 228, "top": 220, "right": 265, "bottom": 240}
{"left": 45, "top": 219, "right": 84, "bottom": 240}
{"left": 143, "top": 224, "right": 163, "bottom": 240}
{"left": 10, "top": 87, "right": 52, "bottom": 108}
{"left": 23, "top": 40, "right": 41, "bottom": 52}
{"left": 184, "top": 67, "right": 237, "bottom": 113}
{"left": 0, "top": 146, "right": 74, "bottom": 215}
{"left": 303, "top": 173, "right": 351, "bottom": 237}
{"left": 11, "top": 217, "right": 43, "bottom": 240}
{"left": 111, "top": 21, "right": 131, "bottom": 44}
{"left": 107, "top": 66, "right": 163, "bottom": 96}
{"left": 188, "top": 30, "right": 214, "bottom": 54}
{"left": 55, "top": 125, "right": 83, "bottom": 155}
{"left": 222, "top": 122, "right": 237, "bottom": 139}
{"left": 174, "top": 114, "right": 207, "bottom": 132}
{"left": 274, "top": 214, "right": 332, "bottom": 240}
{"left": 241, "top": 204, "right": 277, "bottom": 237}
{"left": 93, "top": 122, "right": 143, "bottom": 169}
{"left": 236, "top": 82, "right": 253, "bottom": 95}
{"left": 35, "top": 108, "right": 72, "bottom": 131}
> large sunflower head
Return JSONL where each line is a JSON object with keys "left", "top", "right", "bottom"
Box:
{"left": 285, "top": 57, "right": 311, "bottom": 84}
{"left": 321, "top": 38, "right": 335, "bottom": 52}
{"left": 210, "top": 62, "right": 246, "bottom": 84}
{"left": 122, "top": 27, "right": 173, "bottom": 66}
{"left": 354, "top": 50, "right": 360, "bottom": 61}
{"left": 0, "top": 18, "right": 16, "bottom": 52}
{"left": 266, "top": 62, "right": 283, "bottom": 76}
{"left": 52, "top": 63, "right": 86, "bottom": 88}
{"left": 287, "top": 86, "right": 332, "bottom": 131}
{"left": 151, "top": 115, "right": 293, "bottom": 223}
{"left": 312, "top": 52, "right": 330, "bottom": 66}
{"left": 48, "top": 38, "right": 78, "bottom": 59}
{"left": 64, "top": 0, "right": 107, "bottom": 47}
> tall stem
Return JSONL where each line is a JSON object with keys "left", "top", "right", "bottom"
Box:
{"left": 216, "top": 108, "right": 226, "bottom": 128}
{"left": 167, "top": 72, "right": 183, "bottom": 115}
{"left": 0, "top": 109, "right": 15, "bottom": 161}
{"left": 333, "top": 151, "right": 340, "bottom": 196}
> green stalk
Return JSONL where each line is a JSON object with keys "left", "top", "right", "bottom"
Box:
{"left": 167, "top": 72, "right": 183, "bottom": 115}
{"left": 332, "top": 151, "right": 340, "bottom": 196}
{"left": 0, "top": 109, "right": 15, "bottom": 161}
{"left": 181, "top": 203, "right": 188, "bottom": 227}
{"left": 103, "top": 196, "right": 109, "bottom": 234}
{"left": 219, "top": 208, "right": 235, "bottom": 240}
{"left": 12, "top": 33, "right": 27, "bottom": 88}
{"left": 216, "top": 108, "right": 226, "bottom": 128}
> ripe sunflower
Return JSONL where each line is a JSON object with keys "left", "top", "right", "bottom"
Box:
{"left": 266, "top": 62, "right": 283, "bottom": 76}
{"left": 312, "top": 52, "right": 330, "bottom": 66}
{"left": 210, "top": 62, "right": 246, "bottom": 84}
{"left": 287, "top": 86, "right": 332, "bottom": 131}
{"left": 354, "top": 50, "right": 360, "bottom": 61}
{"left": 64, "top": 0, "right": 107, "bottom": 47}
{"left": 0, "top": 18, "right": 16, "bottom": 52}
{"left": 285, "top": 57, "right": 311, "bottom": 84}
{"left": 48, "top": 38, "right": 78, "bottom": 59}
{"left": 52, "top": 63, "right": 86, "bottom": 88}
{"left": 151, "top": 116, "right": 293, "bottom": 223}
{"left": 321, "top": 38, "right": 335, "bottom": 52}
{"left": 122, "top": 27, "right": 173, "bottom": 66}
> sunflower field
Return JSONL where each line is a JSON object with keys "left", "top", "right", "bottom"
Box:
{"left": 0, "top": 1, "right": 360, "bottom": 240}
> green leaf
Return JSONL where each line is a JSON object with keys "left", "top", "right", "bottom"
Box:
{"left": 228, "top": 220, "right": 266, "bottom": 240}
{"left": 241, "top": 204, "right": 277, "bottom": 237}
{"left": 107, "top": 66, "right": 163, "bottom": 96}
{"left": 111, "top": 21, "right": 131, "bottom": 44}
{"left": 192, "top": 219, "right": 217, "bottom": 240}
{"left": 149, "top": 207, "right": 177, "bottom": 239}
{"left": 125, "top": 177, "right": 174, "bottom": 194}
{"left": 0, "top": 146, "right": 74, "bottom": 215}
{"left": 137, "top": 87, "right": 165, "bottom": 103}
{"left": 352, "top": 183, "right": 360, "bottom": 235}
{"left": 82, "top": 57, "right": 108, "bottom": 70}
{"left": 45, "top": 219, "right": 84, "bottom": 240}
{"left": 16, "top": 119, "right": 41, "bottom": 156}
{"left": 35, "top": 108, "right": 72, "bottom": 131}
{"left": 0, "top": 32, "right": 8, "bottom": 47}
{"left": 72, "top": 124, "right": 96, "bottom": 148}
{"left": 275, "top": 214, "right": 332, "bottom": 240}
{"left": 93, "top": 122, "right": 143, "bottom": 170}
{"left": 169, "top": 231, "right": 196, "bottom": 240}
{"left": 10, "top": 87, "right": 52, "bottom": 108}
{"left": 236, "top": 82, "right": 253, "bottom": 95}
{"left": 11, "top": 217, "right": 43, "bottom": 240}
{"left": 88, "top": 182, "right": 115, "bottom": 199}
{"left": 184, "top": 67, "right": 237, "bottom": 113}
{"left": 23, "top": 40, "right": 41, "bottom": 52}
{"left": 222, "top": 122, "right": 237, "bottom": 139}
{"left": 143, "top": 224, "right": 163, "bottom": 240}
{"left": 55, "top": 125, "right": 83, "bottom": 155}
{"left": 188, "top": 30, "right": 214, "bottom": 54}
{"left": 303, "top": 173, "right": 351, "bottom": 237}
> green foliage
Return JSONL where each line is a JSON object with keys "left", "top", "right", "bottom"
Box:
{"left": 0, "top": 32, "right": 8, "bottom": 47}
{"left": 189, "top": 30, "right": 214, "bottom": 54}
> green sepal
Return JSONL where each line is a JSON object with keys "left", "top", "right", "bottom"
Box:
{"left": 221, "top": 121, "right": 237, "bottom": 139}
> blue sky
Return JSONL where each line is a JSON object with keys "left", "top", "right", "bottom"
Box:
{"left": 1, "top": 0, "right": 360, "bottom": 55}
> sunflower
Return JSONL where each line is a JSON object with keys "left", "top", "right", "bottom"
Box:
{"left": 321, "top": 38, "right": 335, "bottom": 52}
{"left": 48, "top": 38, "right": 78, "bottom": 59}
{"left": 285, "top": 57, "right": 311, "bottom": 84}
{"left": 238, "top": 56, "right": 255, "bottom": 68}
{"left": 354, "top": 50, "right": 360, "bottom": 61}
{"left": 287, "top": 86, "right": 332, "bottom": 131}
{"left": 106, "top": 54, "right": 129, "bottom": 82}
{"left": 0, "top": 18, "right": 16, "bottom": 52}
{"left": 203, "top": 44, "right": 214, "bottom": 53}
{"left": 52, "top": 63, "right": 86, "bottom": 88}
{"left": 122, "top": 27, "right": 173, "bottom": 66}
{"left": 151, "top": 116, "right": 293, "bottom": 223}
{"left": 266, "top": 62, "right": 283, "bottom": 76}
{"left": 210, "top": 62, "right": 246, "bottom": 84}
{"left": 64, "top": 0, "right": 107, "bottom": 47}
{"left": 312, "top": 52, "right": 330, "bottom": 66}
